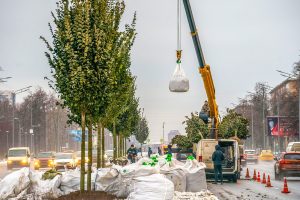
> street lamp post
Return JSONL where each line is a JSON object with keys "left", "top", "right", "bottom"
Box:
{"left": 163, "top": 122, "right": 165, "bottom": 145}
{"left": 5, "top": 131, "right": 9, "bottom": 150}
{"left": 11, "top": 86, "right": 31, "bottom": 147}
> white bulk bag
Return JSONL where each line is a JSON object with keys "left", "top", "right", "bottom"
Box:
{"left": 160, "top": 164, "right": 186, "bottom": 192}
{"left": 127, "top": 174, "right": 174, "bottom": 200}
{"left": 30, "top": 172, "right": 63, "bottom": 199}
{"left": 95, "top": 168, "right": 119, "bottom": 191}
{"left": 169, "top": 63, "right": 189, "bottom": 92}
{"left": 0, "top": 168, "right": 31, "bottom": 200}
{"left": 182, "top": 159, "right": 207, "bottom": 192}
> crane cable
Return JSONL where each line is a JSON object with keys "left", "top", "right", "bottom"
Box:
{"left": 176, "top": 0, "right": 182, "bottom": 63}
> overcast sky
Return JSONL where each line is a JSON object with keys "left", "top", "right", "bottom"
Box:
{"left": 1, "top": 0, "right": 300, "bottom": 142}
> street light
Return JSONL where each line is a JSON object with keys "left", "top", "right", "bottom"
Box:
{"left": 4, "top": 131, "right": 9, "bottom": 150}
{"left": 11, "top": 86, "right": 32, "bottom": 147}
{"left": 162, "top": 122, "right": 165, "bottom": 145}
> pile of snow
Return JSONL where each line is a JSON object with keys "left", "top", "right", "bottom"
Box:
{"left": 173, "top": 190, "right": 219, "bottom": 200}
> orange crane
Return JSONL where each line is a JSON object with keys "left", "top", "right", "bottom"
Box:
{"left": 171, "top": 0, "right": 219, "bottom": 139}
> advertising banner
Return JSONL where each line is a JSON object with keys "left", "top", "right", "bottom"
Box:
{"left": 267, "top": 116, "right": 298, "bottom": 137}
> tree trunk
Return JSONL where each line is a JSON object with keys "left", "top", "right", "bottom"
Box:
{"left": 101, "top": 125, "right": 105, "bottom": 168}
{"left": 97, "top": 121, "right": 101, "bottom": 169}
{"left": 119, "top": 134, "right": 123, "bottom": 157}
{"left": 117, "top": 134, "right": 120, "bottom": 158}
{"left": 80, "top": 111, "right": 86, "bottom": 192}
{"left": 124, "top": 137, "right": 126, "bottom": 157}
{"left": 113, "top": 120, "right": 117, "bottom": 160}
{"left": 87, "top": 121, "right": 92, "bottom": 192}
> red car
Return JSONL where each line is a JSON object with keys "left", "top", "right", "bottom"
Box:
{"left": 34, "top": 151, "right": 55, "bottom": 170}
{"left": 274, "top": 152, "right": 300, "bottom": 180}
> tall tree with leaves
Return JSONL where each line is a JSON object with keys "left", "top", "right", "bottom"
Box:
{"left": 41, "top": 0, "right": 136, "bottom": 191}
{"left": 219, "top": 109, "right": 249, "bottom": 139}
{"left": 134, "top": 117, "right": 150, "bottom": 148}
{"left": 183, "top": 112, "right": 209, "bottom": 143}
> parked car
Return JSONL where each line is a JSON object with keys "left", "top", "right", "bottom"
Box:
{"left": 259, "top": 150, "right": 274, "bottom": 161}
{"left": 34, "top": 151, "right": 55, "bottom": 170}
{"left": 6, "top": 147, "right": 31, "bottom": 170}
{"left": 244, "top": 149, "right": 258, "bottom": 164}
{"left": 196, "top": 139, "right": 241, "bottom": 182}
{"left": 274, "top": 152, "right": 300, "bottom": 180}
{"left": 286, "top": 142, "right": 300, "bottom": 152}
{"left": 54, "top": 152, "right": 76, "bottom": 171}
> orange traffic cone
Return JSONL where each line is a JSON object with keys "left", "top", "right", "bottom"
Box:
{"left": 281, "top": 177, "right": 290, "bottom": 193}
{"left": 261, "top": 173, "right": 266, "bottom": 184}
{"left": 252, "top": 169, "right": 257, "bottom": 181}
{"left": 265, "top": 175, "right": 273, "bottom": 187}
{"left": 245, "top": 168, "right": 251, "bottom": 179}
{"left": 256, "top": 172, "right": 261, "bottom": 182}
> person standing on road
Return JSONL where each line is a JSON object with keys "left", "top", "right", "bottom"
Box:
{"left": 212, "top": 144, "right": 225, "bottom": 184}
{"left": 167, "top": 144, "right": 172, "bottom": 155}
{"left": 127, "top": 144, "right": 137, "bottom": 163}
{"left": 148, "top": 147, "right": 153, "bottom": 157}
{"left": 158, "top": 147, "right": 162, "bottom": 156}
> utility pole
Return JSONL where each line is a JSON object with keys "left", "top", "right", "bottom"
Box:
{"left": 262, "top": 86, "right": 266, "bottom": 149}
{"left": 251, "top": 103, "right": 254, "bottom": 149}
{"left": 163, "top": 122, "right": 165, "bottom": 145}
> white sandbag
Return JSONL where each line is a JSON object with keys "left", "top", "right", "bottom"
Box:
{"left": 120, "top": 162, "right": 160, "bottom": 178}
{"left": 60, "top": 169, "right": 80, "bottom": 194}
{"left": 104, "top": 175, "right": 133, "bottom": 198}
{"left": 127, "top": 174, "right": 174, "bottom": 200}
{"left": 0, "top": 168, "right": 31, "bottom": 200}
{"left": 169, "top": 63, "right": 189, "bottom": 92}
{"left": 161, "top": 166, "right": 186, "bottom": 192}
{"left": 7, "top": 188, "right": 31, "bottom": 200}
{"left": 60, "top": 169, "right": 97, "bottom": 194}
{"left": 182, "top": 159, "right": 207, "bottom": 192}
{"left": 95, "top": 168, "right": 119, "bottom": 191}
{"left": 30, "top": 172, "right": 63, "bottom": 199}
{"left": 173, "top": 190, "right": 219, "bottom": 200}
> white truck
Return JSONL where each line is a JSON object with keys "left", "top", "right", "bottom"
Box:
{"left": 6, "top": 147, "right": 31, "bottom": 170}
{"left": 195, "top": 139, "right": 241, "bottom": 182}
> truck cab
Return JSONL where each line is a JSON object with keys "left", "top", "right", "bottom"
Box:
{"left": 196, "top": 139, "right": 241, "bottom": 182}
{"left": 7, "top": 147, "right": 31, "bottom": 170}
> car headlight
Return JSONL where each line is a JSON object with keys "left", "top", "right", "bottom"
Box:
{"left": 34, "top": 161, "right": 40, "bottom": 166}
{"left": 7, "top": 160, "right": 12, "bottom": 164}
{"left": 21, "top": 159, "right": 28, "bottom": 164}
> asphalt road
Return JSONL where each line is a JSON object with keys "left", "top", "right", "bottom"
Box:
{"left": 208, "top": 160, "right": 300, "bottom": 200}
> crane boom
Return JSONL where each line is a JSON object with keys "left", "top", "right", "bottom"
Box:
{"left": 182, "top": 0, "right": 219, "bottom": 139}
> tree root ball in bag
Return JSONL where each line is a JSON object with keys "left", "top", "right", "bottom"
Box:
{"left": 127, "top": 174, "right": 174, "bottom": 200}
{"left": 0, "top": 168, "right": 31, "bottom": 200}
{"left": 169, "top": 63, "right": 189, "bottom": 92}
